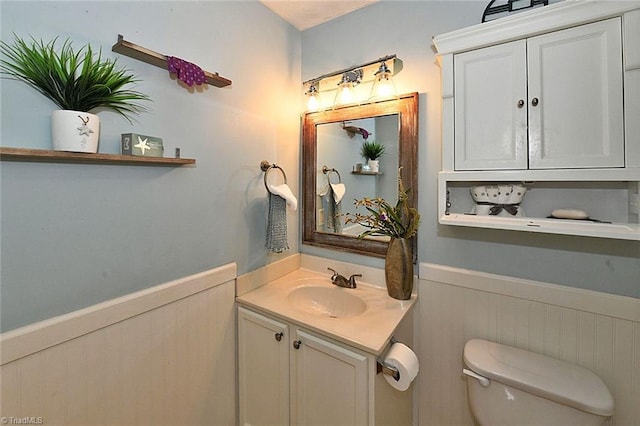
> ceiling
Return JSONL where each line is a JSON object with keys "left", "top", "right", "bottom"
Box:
{"left": 260, "top": 0, "right": 378, "bottom": 31}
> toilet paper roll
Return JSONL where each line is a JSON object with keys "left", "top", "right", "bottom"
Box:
{"left": 383, "top": 342, "right": 419, "bottom": 391}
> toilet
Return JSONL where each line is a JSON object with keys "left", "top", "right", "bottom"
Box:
{"left": 463, "top": 339, "right": 614, "bottom": 426}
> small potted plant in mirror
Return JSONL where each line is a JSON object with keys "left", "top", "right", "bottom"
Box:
{"left": 360, "top": 140, "right": 385, "bottom": 173}
{"left": 0, "top": 35, "right": 150, "bottom": 153}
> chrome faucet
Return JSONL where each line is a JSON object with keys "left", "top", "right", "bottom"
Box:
{"left": 327, "top": 267, "right": 361, "bottom": 289}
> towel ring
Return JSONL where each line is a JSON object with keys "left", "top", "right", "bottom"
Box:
{"left": 322, "top": 165, "right": 342, "bottom": 184}
{"left": 260, "top": 160, "right": 287, "bottom": 193}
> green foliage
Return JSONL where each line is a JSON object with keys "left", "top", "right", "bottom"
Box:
{"left": 360, "top": 140, "right": 386, "bottom": 160}
{"left": 0, "top": 35, "right": 149, "bottom": 122}
{"left": 344, "top": 169, "right": 421, "bottom": 239}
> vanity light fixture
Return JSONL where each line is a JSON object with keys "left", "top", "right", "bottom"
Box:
{"left": 369, "top": 61, "right": 397, "bottom": 100}
{"left": 302, "top": 54, "right": 402, "bottom": 111}
{"left": 305, "top": 82, "right": 321, "bottom": 111}
{"left": 334, "top": 69, "right": 363, "bottom": 106}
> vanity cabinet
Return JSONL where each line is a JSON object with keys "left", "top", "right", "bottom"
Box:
{"left": 238, "top": 307, "right": 370, "bottom": 426}
{"left": 238, "top": 306, "right": 412, "bottom": 426}
{"left": 434, "top": 2, "right": 640, "bottom": 240}
{"left": 238, "top": 307, "right": 290, "bottom": 426}
{"left": 292, "top": 328, "right": 369, "bottom": 426}
{"left": 454, "top": 18, "right": 623, "bottom": 171}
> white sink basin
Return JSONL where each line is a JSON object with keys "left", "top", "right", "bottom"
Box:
{"left": 237, "top": 269, "right": 417, "bottom": 354}
{"left": 287, "top": 286, "right": 367, "bottom": 318}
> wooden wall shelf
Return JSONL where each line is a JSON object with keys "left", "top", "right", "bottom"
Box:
{"left": 0, "top": 147, "right": 196, "bottom": 166}
{"left": 111, "top": 35, "right": 232, "bottom": 88}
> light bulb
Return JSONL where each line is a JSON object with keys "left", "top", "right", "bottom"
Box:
{"left": 333, "top": 70, "right": 362, "bottom": 107}
{"left": 307, "top": 93, "right": 320, "bottom": 110}
{"left": 337, "top": 83, "right": 355, "bottom": 104}
{"left": 369, "top": 62, "right": 397, "bottom": 100}
{"left": 373, "top": 76, "right": 394, "bottom": 97}
{"left": 305, "top": 83, "right": 321, "bottom": 111}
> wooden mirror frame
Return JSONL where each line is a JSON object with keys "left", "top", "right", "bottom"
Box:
{"left": 302, "top": 92, "right": 419, "bottom": 257}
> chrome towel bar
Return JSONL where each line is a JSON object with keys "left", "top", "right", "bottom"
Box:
{"left": 322, "top": 165, "right": 342, "bottom": 183}
{"left": 260, "top": 160, "right": 287, "bottom": 193}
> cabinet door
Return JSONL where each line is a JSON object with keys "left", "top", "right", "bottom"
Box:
{"left": 528, "top": 18, "right": 624, "bottom": 169}
{"left": 291, "top": 329, "right": 369, "bottom": 426}
{"left": 454, "top": 40, "right": 528, "bottom": 170}
{"left": 238, "top": 307, "right": 289, "bottom": 426}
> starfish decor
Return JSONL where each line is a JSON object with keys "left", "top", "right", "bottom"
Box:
{"left": 76, "top": 115, "right": 94, "bottom": 136}
{"left": 134, "top": 136, "right": 151, "bottom": 154}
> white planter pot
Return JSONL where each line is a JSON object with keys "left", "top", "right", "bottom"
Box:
{"left": 368, "top": 159, "right": 379, "bottom": 173}
{"left": 52, "top": 110, "right": 100, "bottom": 153}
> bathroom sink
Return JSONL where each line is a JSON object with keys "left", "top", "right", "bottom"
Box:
{"left": 287, "top": 286, "right": 367, "bottom": 318}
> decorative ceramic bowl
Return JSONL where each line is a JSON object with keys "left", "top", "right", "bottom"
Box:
{"left": 470, "top": 184, "right": 527, "bottom": 216}
{"left": 469, "top": 185, "right": 490, "bottom": 215}
{"left": 509, "top": 184, "right": 527, "bottom": 204}
{"left": 469, "top": 185, "right": 489, "bottom": 203}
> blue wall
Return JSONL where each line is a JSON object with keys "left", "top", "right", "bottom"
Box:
{"left": 0, "top": 1, "right": 301, "bottom": 331}
{"left": 301, "top": 1, "right": 640, "bottom": 298}
{"left": 2, "top": 1, "right": 638, "bottom": 332}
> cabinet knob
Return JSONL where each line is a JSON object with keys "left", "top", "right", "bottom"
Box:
{"left": 517, "top": 99, "right": 525, "bottom": 108}
{"left": 274, "top": 332, "right": 284, "bottom": 342}
{"left": 293, "top": 340, "right": 302, "bottom": 350}
{"left": 531, "top": 97, "right": 539, "bottom": 107}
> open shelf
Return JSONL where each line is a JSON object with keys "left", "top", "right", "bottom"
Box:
{"left": 0, "top": 147, "right": 196, "bottom": 166}
{"left": 111, "top": 35, "right": 232, "bottom": 88}
{"left": 440, "top": 213, "right": 640, "bottom": 241}
{"left": 438, "top": 171, "right": 640, "bottom": 241}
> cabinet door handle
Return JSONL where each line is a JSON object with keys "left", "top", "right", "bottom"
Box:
{"left": 531, "top": 97, "right": 539, "bottom": 107}
{"left": 517, "top": 99, "right": 525, "bottom": 108}
{"left": 293, "top": 340, "right": 302, "bottom": 350}
{"left": 274, "top": 332, "right": 283, "bottom": 342}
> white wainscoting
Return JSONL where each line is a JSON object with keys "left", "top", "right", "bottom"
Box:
{"left": 417, "top": 263, "right": 640, "bottom": 426}
{"left": 0, "top": 263, "right": 237, "bottom": 426}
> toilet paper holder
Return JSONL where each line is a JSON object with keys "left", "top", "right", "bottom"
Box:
{"left": 377, "top": 361, "right": 400, "bottom": 381}
{"left": 377, "top": 337, "right": 400, "bottom": 381}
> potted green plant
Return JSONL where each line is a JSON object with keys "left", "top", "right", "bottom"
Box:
{"left": 0, "top": 35, "right": 150, "bottom": 153}
{"left": 360, "top": 140, "right": 386, "bottom": 173}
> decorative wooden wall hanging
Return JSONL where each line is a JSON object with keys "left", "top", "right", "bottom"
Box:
{"left": 111, "top": 35, "right": 232, "bottom": 88}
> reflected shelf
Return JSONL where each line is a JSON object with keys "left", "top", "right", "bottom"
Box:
{"left": 351, "top": 171, "right": 383, "bottom": 176}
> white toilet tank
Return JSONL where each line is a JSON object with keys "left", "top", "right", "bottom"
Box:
{"left": 463, "top": 339, "right": 614, "bottom": 426}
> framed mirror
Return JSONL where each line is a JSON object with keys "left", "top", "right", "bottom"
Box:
{"left": 302, "top": 92, "right": 418, "bottom": 257}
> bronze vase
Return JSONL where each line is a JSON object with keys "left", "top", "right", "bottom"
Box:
{"left": 384, "top": 237, "right": 413, "bottom": 300}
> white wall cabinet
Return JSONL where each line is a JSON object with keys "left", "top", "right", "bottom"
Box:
{"left": 454, "top": 18, "right": 623, "bottom": 171}
{"left": 527, "top": 18, "right": 623, "bottom": 169}
{"left": 238, "top": 306, "right": 412, "bottom": 426}
{"left": 434, "top": 1, "right": 640, "bottom": 240}
{"left": 454, "top": 40, "right": 528, "bottom": 170}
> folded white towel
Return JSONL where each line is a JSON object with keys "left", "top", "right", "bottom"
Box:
{"left": 330, "top": 183, "right": 346, "bottom": 204}
{"left": 318, "top": 184, "right": 329, "bottom": 197}
{"left": 268, "top": 183, "right": 297, "bottom": 211}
